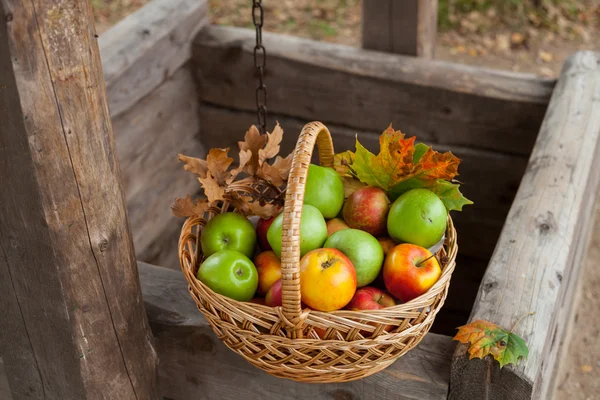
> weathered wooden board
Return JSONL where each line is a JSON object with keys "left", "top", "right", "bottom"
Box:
{"left": 138, "top": 261, "right": 455, "bottom": 400}
{"left": 197, "top": 104, "right": 526, "bottom": 262}
{"left": 192, "top": 25, "right": 554, "bottom": 155}
{"left": 0, "top": 1, "right": 157, "bottom": 398}
{"left": 99, "top": 0, "right": 208, "bottom": 118}
{"left": 362, "top": 0, "right": 439, "bottom": 58}
{"left": 450, "top": 51, "right": 600, "bottom": 400}
{"left": 112, "top": 65, "right": 203, "bottom": 270}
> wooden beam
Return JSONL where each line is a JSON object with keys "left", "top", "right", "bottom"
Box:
{"left": 362, "top": 0, "right": 439, "bottom": 58}
{"left": 137, "top": 261, "right": 455, "bottom": 399}
{"left": 0, "top": 1, "right": 157, "bottom": 398}
{"left": 112, "top": 65, "right": 203, "bottom": 270}
{"left": 192, "top": 26, "right": 554, "bottom": 156}
{"left": 99, "top": 0, "right": 208, "bottom": 118}
{"left": 450, "top": 51, "right": 600, "bottom": 400}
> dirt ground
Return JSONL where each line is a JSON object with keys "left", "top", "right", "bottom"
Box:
{"left": 99, "top": 1, "right": 600, "bottom": 398}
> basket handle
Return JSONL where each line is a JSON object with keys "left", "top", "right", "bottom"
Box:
{"left": 280, "top": 121, "right": 335, "bottom": 339}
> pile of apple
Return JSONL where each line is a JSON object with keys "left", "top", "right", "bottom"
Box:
{"left": 197, "top": 164, "right": 447, "bottom": 313}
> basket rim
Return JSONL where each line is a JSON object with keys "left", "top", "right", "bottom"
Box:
{"left": 179, "top": 213, "right": 457, "bottom": 331}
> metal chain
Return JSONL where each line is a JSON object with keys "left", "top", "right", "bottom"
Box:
{"left": 252, "top": 0, "right": 267, "bottom": 134}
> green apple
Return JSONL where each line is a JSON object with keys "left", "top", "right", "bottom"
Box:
{"left": 324, "top": 229, "right": 384, "bottom": 287}
{"left": 387, "top": 188, "right": 447, "bottom": 248}
{"left": 267, "top": 204, "right": 327, "bottom": 258}
{"left": 201, "top": 212, "right": 256, "bottom": 258}
{"left": 197, "top": 250, "right": 258, "bottom": 301}
{"left": 304, "top": 164, "right": 345, "bottom": 218}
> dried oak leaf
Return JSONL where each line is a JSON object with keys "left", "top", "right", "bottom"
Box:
{"left": 454, "top": 320, "right": 529, "bottom": 368}
{"left": 227, "top": 192, "right": 281, "bottom": 219}
{"left": 258, "top": 124, "right": 284, "bottom": 164}
{"left": 238, "top": 125, "right": 267, "bottom": 175}
{"left": 178, "top": 154, "right": 207, "bottom": 178}
{"left": 171, "top": 195, "right": 210, "bottom": 218}
{"left": 257, "top": 154, "right": 293, "bottom": 187}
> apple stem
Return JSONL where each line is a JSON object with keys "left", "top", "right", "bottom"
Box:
{"left": 416, "top": 253, "right": 437, "bottom": 268}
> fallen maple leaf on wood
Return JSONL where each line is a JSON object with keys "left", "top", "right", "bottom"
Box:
{"left": 454, "top": 317, "right": 530, "bottom": 368}
{"left": 172, "top": 123, "right": 292, "bottom": 219}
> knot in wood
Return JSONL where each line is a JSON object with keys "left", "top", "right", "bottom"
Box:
{"left": 5, "top": 13, "right": 13, "bottom": 22}
{"left": 99, "top": 239, "right": 109, "bottom": 253}
{"left": 535, "top": 211, "right": 557, "bottom": 235}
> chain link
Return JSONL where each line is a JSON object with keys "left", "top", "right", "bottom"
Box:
{"left": 252, "top": 0, "right": 267, "bottom": 134}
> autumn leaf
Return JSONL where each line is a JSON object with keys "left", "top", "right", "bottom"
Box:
{"left": 174, "top": 124, "right": 291, "bottom": 219}
{"left": 454, "top": 319, "right": 529, "bottom": 368}
{"left": 238, "top": 125, "right": 267, "bottom": 174}
{"left": 171, "top": 195, "right": 210, "bottom": 218}
{"left": 178, "top": 154, "right": 207, "bottom": 178}
{"left": 333, "top": 125, "right": 472, "bottom": 211}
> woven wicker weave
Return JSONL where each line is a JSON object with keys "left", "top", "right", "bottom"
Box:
{"left": 179, "top": 121, "right": 457, "bottom": 382}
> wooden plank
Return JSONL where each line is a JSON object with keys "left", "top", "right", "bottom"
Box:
{"left": 192, "top": 25, "right": 555, "bottom": 155}
{"left": 138, "top": 261, "right": 455, "bottom": 400}
{"left": 450, "top": 51, "right": 600, "bottom": 400}
{"left": 362, "top": 0, "right": 438, "bottom": 58}
{"left": 111, "top": 65, "right": 203, "bottom": 270}
{"left": 0, "top": 1, "right": 157, "bottom": 398}
{"left": 197, "top": 103, "right": 526, "bottom": 261}
{"left": 99, "top": 0, "right": 208, "bottom": 118}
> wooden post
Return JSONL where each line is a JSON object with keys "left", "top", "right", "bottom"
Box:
{"left": 0, "top": 0, "right": 158, "bottom": 399}
{"left": 362, "top": 0, "right": 438, "bottom": 58}
{"left": 449, "top": 51, "right": 600, "bottom": 399}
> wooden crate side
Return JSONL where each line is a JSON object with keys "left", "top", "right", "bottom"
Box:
{"left": 99, "top": 0, "right": 209, "bottom": 118}
{"left": 450, "top": 51, "right": 600, "bottom": 400}
{"left": 192, "top": 25, "right": 555, "bottom": 156}
{"left": 138, "top": 262, "right": 455, "bottom": 399}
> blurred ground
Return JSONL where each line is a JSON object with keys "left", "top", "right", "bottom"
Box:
{"left": 92, "top": 1, "right": 600, "bottom": 398}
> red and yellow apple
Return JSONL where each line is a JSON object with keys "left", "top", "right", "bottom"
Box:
{"left": 342, "top": 186, "right": 390, "bottom": 236}
{"left": 383, "top": 243, "right": 441, "bottom": 302}
{"left": 256, "top": 216, "right": 275, "bottom": 251}
{"left": 254, "top": 250, "right": 282, "bottom": 295}
{"left": 346, "top": 286, "right": 395, "bottom": 310}
{"left": 377, "top": 237, "right": 397, "bottom": 256}
{"left": 299, "top": 248, "right": 357, "bottom": 311}
{"left": 326, "top": 218, "right": 350, "bottom": 236}
{"left": 265, "top": 279, "right": 282, "bottom": 307}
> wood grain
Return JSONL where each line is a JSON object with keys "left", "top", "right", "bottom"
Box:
{"left": 450, "top": 51, "right": 600, "bottom": 400}
{"left": 362, "top": 0, "right": 439, "bottom": 58}
{"left": 192, "top": 25, "right": 554, "bottom": 155}
{"left": 138, "top": 262, "right": 455, "bottom": 399}
{"left": 111, "top": 65, "right": 203, "bottom": 270}
{"left": 99, "top": 0, "right": 208, "bottom": 117}
{"left": 0, "top": 1, "right": 157, "bottom": 398}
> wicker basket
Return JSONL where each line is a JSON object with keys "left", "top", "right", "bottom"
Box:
{"left": 178, "top": 121, "right": 457, "bottom": 383}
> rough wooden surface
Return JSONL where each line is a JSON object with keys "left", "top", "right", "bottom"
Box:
{"left": 0, "top": 0, "right": 157, "bottom": 398}
{"left": 362, "top": 0, "right": 438, "bottom": 58}
{"left": 450, "top": 51, "right": 600, "bottom": 400}
{"left": 112, "top": 65, "right": 203, "bottom": 270}
{"left": 99, "top": 0, "right": 208, "bottom": 118}
{"left": 138, "top": 262, "right": 455, "bottom": 399}
{"left": 192, "top": 25, "right": 554, "bottom": 155}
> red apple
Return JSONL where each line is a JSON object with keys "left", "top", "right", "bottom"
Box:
{"left": 346, "top": 287, "right": 395, "bottom": 310}
{"left": 254, "top": 251, "right": 282, "bottom": 295}
{"left": 377, "top": 237, "right": 397, "bottom": 256}
{"left": 256, "top": 216, "right": 275, "bottom": 251}
{"left": 265, "top": 279, "right": 282, "bottom": 307}
{"left": 300, "top": 248, "right": 357, "bottom": 311}
{"left": 326, "top": 218, "right": 350, "bottom": 236}
{"left": 342, "top": 187, "right": 390, "bottom": 236}
{"left": 383, "top": 244, "right": 441, "bottom": 302}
